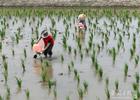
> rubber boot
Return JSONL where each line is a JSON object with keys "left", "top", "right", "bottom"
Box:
{"left": 33, "top": 54, "right": 37, "bottom": 58}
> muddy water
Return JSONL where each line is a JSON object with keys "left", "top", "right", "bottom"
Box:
{"left": 0, "top": 9, "right": 140, "bottom": 100}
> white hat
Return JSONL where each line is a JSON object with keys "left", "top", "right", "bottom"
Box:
{"left": 41, "top": 30, "right": 48, "bottom": 38}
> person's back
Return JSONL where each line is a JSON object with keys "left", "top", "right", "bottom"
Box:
{"left": 43, "top": 35, "right": 54, "bottom": 47}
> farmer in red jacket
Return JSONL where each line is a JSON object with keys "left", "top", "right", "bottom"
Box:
{"left": 37, "top": 30, "right": 54, "bottom": 58}
{"left": 42, "top": 30, "right": 54, "bottom": 57}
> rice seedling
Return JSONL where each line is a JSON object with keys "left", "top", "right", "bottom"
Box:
{"left": 0, "top": 30, "right": 5, "bottom": 40}
{"left": 135, "top": 72, "right": 139, "bottom": 84}
{"left": 89, "top": 36, "right": 93, "bottom": 43}
{"left": 53, "top": 89, "right": 57, "bottom": 99}
{"left": 52, "top": 32, "right": 57, "bottom": 40}
{"left": 68, "top": 64, "right": 71, "bottom": 73}
{"left": 61, "top": 55, "right": 64, "bottom": 63}
{"left": 76, "top": 74, "right": 80, "bottom": 85}
{"left": 83, "top": 81, "right": 88, "bottom": 93}
{"left": 62, "top": 35, "right": 67, "bottom": 50}
{"left": 105, "top": 88, "right": 110, "bottom": 100}
{"left": 101, "top": 41, "right": 104, "bottom": 49}
{"left": 115, "top": 80, "right": 119, "bottom": 93}
{"left": 98, "top": 67, "right": 103, "bottom": 79}
{"left": 6, "top": 87, "right": 10, "bottom": 100}
{"left": 71, "top": 61, "right": 74, "bottom": 68}
{"left": 132, "top": 42, "right": 136, "bottom": 52}
{"left": 133, "top": 34, "right": 136, "bottom": 44}
{"left": 88, "top": 40, "right": 92, "bottom": 50}
{"left": 3, "top": 71, "right": 8, "bottom": 83}
{"left": 15, "top": 33, "right": 19, "bottom": 44}
{"left": 124, "top": 64, "right": 128, "bottom": 78}
{"left": 78, "top": 88, "right": 84, "bottom": 100}
{"left": 5, "top": 87, "right": 11, "bottom": 100}
{"left": 3, "top": 61, "right": 8, "bottom": 72}
{"left": 95, "top": 61, "right": 99, "bottom": 73}
{"left": 136, "top": 90, "right": 140, "bottom": 99}
{"left": 44, "top": 61, "right": 49, "bottom": 67}
{"left": 117, "top": 42, "right": 121, "bottom": 52}
{"left": 74, "top": 69, "right": 78, "bottom": 78}
{"left": 53, "top": 80, "right": 57, "bottom": 88}
{"left": 78, "top": 43, "right": 82, "bottom": 52}
{"left": 31, "top": 39, "right": 34, "bottom": 46}
{"left": 0, "top": 95, "right": 3, "bottom": 100}
{"left": 135, "top": 55, "right": 139, "bottom": 67}
{"left": 12, "top": 49, "right": 15, "bottom": 56}
{"left": 25, "top": 89, "right": 30, "bottom": 99}
{"left": 41, "top": 69, "right": 47, "bottom": 82}
{"left": 105, "top": 78, "right": 109, "bottom": 88}
{"left": 130, "top": 48, "right": 134, "bottom": 59}
{"left": 2, "top": 55, "right": 6, "bottom": 61}
{"left": 80, "top": 53, "right": 83, "bottom": 61}
{"left": 132, "top": 90, "right": 140, "bottom": 100}
{"left": 132, "top": 82, "right": 138, "bottom": 91}
{"left": 91, "top": 53, "right": 96, "bottom": 65}
{"left": 105, "top": 34, "right": 109, "bottom": 45}
{"left": 68, "top": 46, "right": 71, "bottom": 54}
{"left": 0, "top": 42, "right": 2, "bottom": 51}
{"left": 35, "top": 29, "right": 39, "bottom": 39}
{"left": 51, "top": 18, "right": 56, "bottom": 28}
{"left": 74, "top": 48, "right": 77, "bottom": 56}
{"left": 132, "top": 92, "right": 137, "bottom": 100}
{"left": 24, "top": 48, "right": 27, "bottom": 58}
{"left": 40, "top": 57, "right": 43, "bottom": 63}
{"left": 85, "top": 47, "right": 89, "bottom": 54}
{"left": 127, "top": 33, "right": 130, "bottom": 40}
{"left": 48, "top": 80, "right": 56, "bottom": 90}
{"left": 112, "top": 48, "right": 116, "bottom": 64}
{"left": 97, "top": 44, "right": 101, "bottom": 53}
{"left": 114, "top": 32, "right": 116, "bottom": 39}
{"left": 118, "top": 34, "right": 122, "bottom": 44}
{"left": 15, "top": 77, "right": 22, "bottom": 89}
{"left": 21, "top": 59, "right": 26, "bottom": 72}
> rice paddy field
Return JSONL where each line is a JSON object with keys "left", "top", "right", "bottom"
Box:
{"left": 0, "top": 7, "right": 140, "bottom": 100}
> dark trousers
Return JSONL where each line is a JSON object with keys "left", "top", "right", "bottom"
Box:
{"left": 43, "top": 44, "right": 53, "bottom": 56}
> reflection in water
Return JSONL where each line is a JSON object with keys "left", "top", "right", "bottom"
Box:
{"left": 76, "top": 29, "right": 86, "bottom": 44}
{"left": 33, "top": 59, "right": 53, "bottom": 82}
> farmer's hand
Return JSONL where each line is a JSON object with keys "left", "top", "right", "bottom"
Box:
{"left": 41, "top": 48, "right": 45, "bottom": 53}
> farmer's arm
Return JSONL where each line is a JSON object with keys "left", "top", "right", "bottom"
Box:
{"left": 36, "top": 36, "right": 42, "bottom": 43}
{"left": 36, "top": 30, "right": 46, "bottom": 43}
{"left": 44, "top": 43, "right": 50, "bottom": 50}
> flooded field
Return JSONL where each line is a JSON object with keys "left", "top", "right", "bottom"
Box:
{"left": 0, "top": 7, "right": 140, "bottom": 100}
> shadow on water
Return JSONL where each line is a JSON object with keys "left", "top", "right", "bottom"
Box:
{"left": 33, "top": 59, "right": 53, "bottom": 86}
{"left": 76, "top": 29, "right": 86, "bottom": 44}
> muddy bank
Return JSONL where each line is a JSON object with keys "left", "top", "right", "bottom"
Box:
{"left": 0, "top": 0, "right": 140, "bottom": 7}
